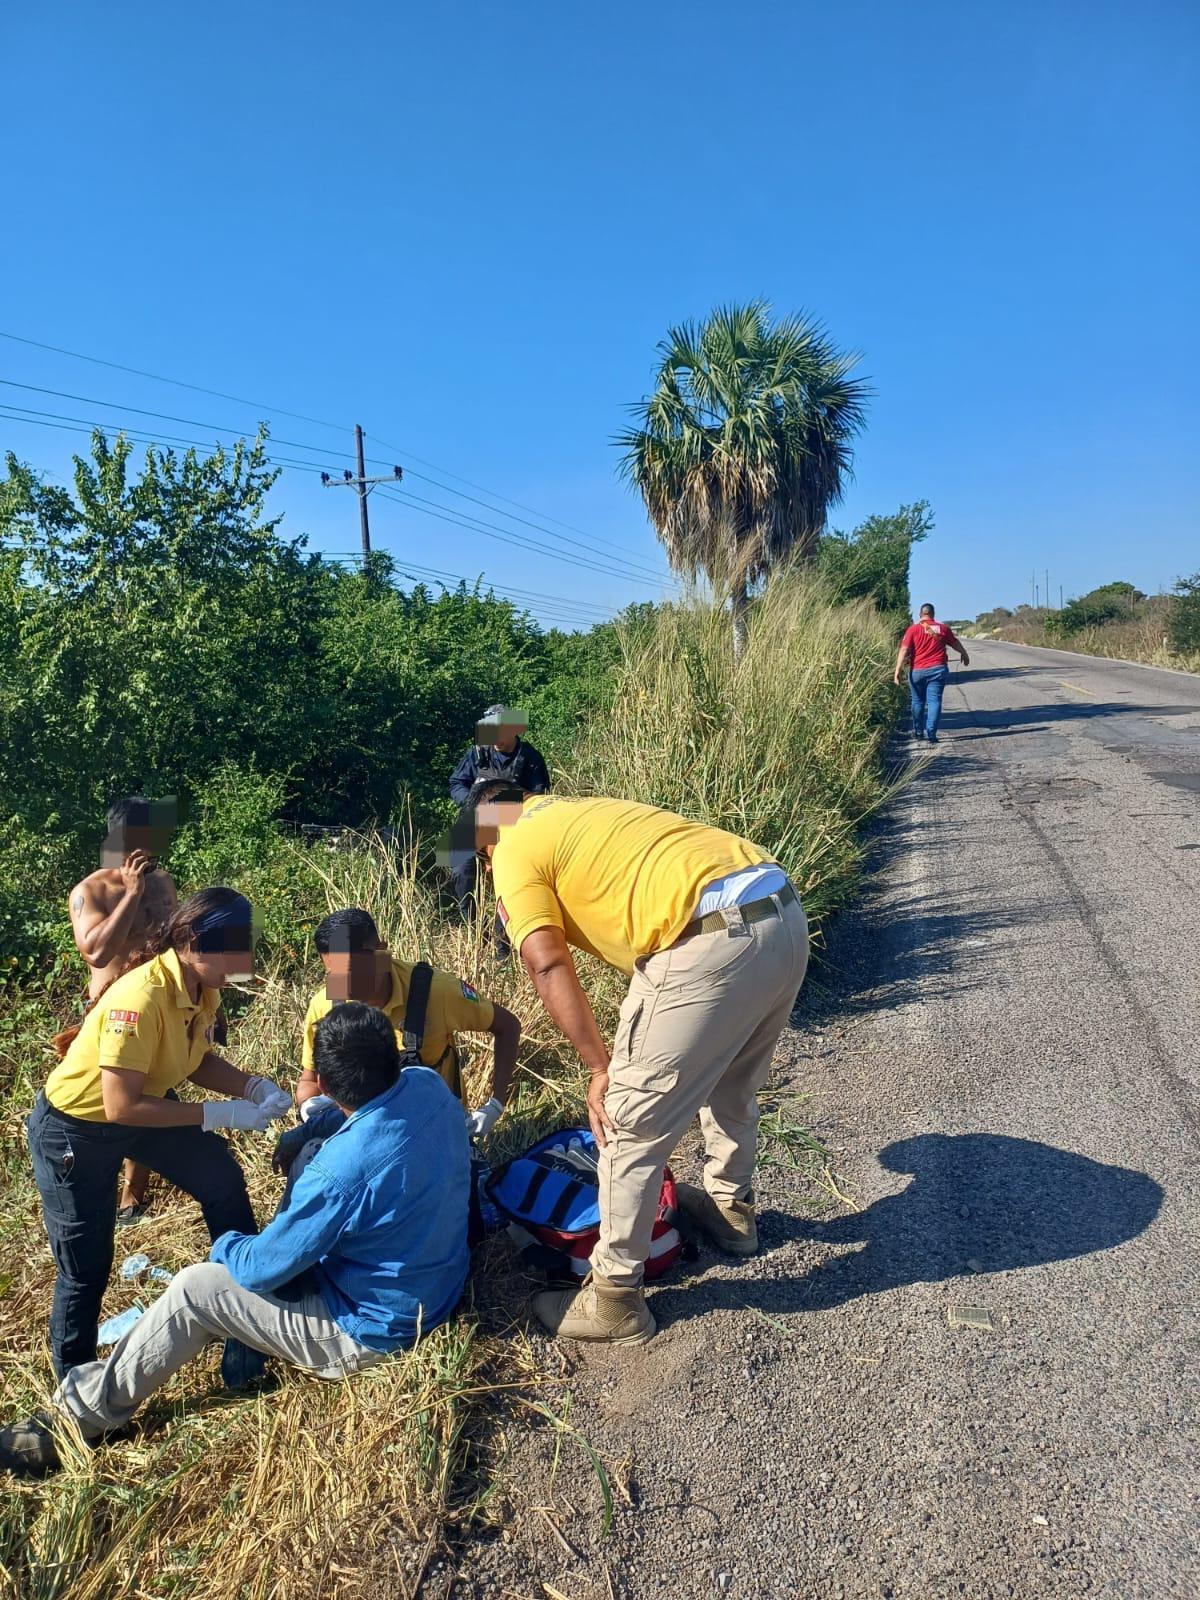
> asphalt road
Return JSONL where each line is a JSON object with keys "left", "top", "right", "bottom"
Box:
{"left": 455, "top": 641, "right": 1199, "bottom": 1600}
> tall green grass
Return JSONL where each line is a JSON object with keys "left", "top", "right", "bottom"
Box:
{"left": 0, "top": 571, "right": 900, "bottom": 1598}
{"left": 567, "top": 570, "right": 899, "bottom": 923}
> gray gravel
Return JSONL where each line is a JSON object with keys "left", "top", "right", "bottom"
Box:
{"left": 446, "top": 640, "right": 1199, "bottom": 1600}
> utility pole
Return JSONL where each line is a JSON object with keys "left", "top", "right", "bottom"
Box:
{"left": 1045, "top": 569, "right": 1050, "bottom": 612}
{"left": 1059, "top": 584, "right": 1064, "bottom": 610}
{"left": 1031, "top": 572, "right": 1036, "bottom": 609}
{"left": 321, "top": 425, "right": 403, "bottom": 557}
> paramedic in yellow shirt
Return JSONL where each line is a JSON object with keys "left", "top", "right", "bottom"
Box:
{"left": 296, "top": 907, "right": 520, "bottom": 1138}
{"left": 465, "top": 782, "right": 809, "bottom": 1347}
{"left": 28, "top": 888, "right": 291, "bottom": 1377}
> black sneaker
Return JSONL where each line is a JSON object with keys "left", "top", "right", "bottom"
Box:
{"left": 927, "top": 734, "right": 939, "bottom": 745}
{"left": 0, "top": 1412, "right": 62, "bottom": 1478}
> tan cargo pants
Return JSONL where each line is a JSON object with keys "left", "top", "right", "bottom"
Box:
{"left": 592, "top": 888, "right": 809, "bottom": 1288}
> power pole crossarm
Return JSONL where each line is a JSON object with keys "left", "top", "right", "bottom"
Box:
{"left": 321, "top": 425, "right": 403, "bottom": 559}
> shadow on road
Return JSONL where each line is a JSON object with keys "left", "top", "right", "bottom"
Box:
{"left": 940, "top": 701, "right": 1200, "bottom": 737}
{"left": 810, "top": 889, "right": 1033, "bottom": 1012}
{"left": 805, "top": 792, "right": 1061, "bottom": 1014}
{"left": 955, "top": 666, "right": 1039, "bottom": 683}
{"left": 662, "top": 1134, "right": 1164, "bottom": 1321}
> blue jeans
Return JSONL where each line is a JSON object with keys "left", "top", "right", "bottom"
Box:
{"left": 909, "top": 665, "right": 949, "bottom": 740}
{"left": 27, "top": 1093, "right": 257, "bottom": 1377}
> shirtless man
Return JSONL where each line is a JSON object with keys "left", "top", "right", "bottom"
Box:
{"left": 69, "top": 797, "right": 179, "bottom": 1223}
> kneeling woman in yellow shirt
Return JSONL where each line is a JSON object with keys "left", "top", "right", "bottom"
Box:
{"left": 28, "top": 888, "right": 291, "bottom": 1377}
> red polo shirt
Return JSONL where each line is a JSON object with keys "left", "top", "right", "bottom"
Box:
{"left": 902, "top": 618, "right": 962, "bottom": 670}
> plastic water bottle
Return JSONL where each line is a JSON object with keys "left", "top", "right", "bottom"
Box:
{"left": 148, "top": 1266, "right": 174, "bottom": 1284}
{"left": 119, "top": 1253, "right": 150, "bottom": 1281}
{"left": 98, "top": 1305, "right": 145, "bottom": 1343}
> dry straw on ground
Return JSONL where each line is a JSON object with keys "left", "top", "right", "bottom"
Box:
{"left": 0, "top": 573, "right": 897, "bottom": 1598}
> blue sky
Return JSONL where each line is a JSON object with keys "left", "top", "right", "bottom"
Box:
{"left": 2, "top": 0, "right": 1196, "bottom": 626}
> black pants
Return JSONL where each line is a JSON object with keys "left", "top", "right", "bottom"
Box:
{"left": 449, "top": 855, "right": 511, "bottom": 958}
{"left": 27, "top": 1093, "right": 257, "bottom": 1377}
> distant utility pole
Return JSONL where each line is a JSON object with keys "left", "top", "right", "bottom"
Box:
{"left": 1031, "top": 572, "right": 1036, "bottom": 608}
{"left": 321, "top": 425, "right": 403, "bottom": 557}
{"left": 1045, "top": 569, "right": 1050, "bottom": 611}
{"left": 1059, "top": 584, "right": 1064, "bottom": 610}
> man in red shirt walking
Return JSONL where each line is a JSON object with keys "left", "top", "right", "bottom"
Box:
{"left": 894, "top": 604, "right": 970, "bottom": 744}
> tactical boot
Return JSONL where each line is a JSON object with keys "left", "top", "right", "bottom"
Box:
{"left": 533, "top": 1272, "right": 656, "bottom": 1345}
{"left": 676, "top": 1184, "right": 758, "bottom": 1255}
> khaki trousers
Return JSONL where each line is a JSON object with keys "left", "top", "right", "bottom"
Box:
{"left": 593, "top": 890, "right": 809, "bottom": 1288}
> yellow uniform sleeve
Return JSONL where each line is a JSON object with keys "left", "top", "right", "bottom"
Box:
{"left": 430, "top": 970, "right": 496, "bottom": 1036}
{"left": 95, "top": 1000, "right": 162, "bottom": 1074}
{"left": 492, "top": 841, "right": 564, "bottom": 959}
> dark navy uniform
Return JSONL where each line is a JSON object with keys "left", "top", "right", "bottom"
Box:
{"left": 448, "top": 738, "right": 550, "bottom": 807}
{"left": 448, "top": 737, "right": 550, "bottom": 951}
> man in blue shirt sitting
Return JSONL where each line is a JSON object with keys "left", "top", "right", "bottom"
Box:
{"left": 0, "top": 1004, "right": 471, "bottom": 1477}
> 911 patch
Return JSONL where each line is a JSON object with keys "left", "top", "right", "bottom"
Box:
{"left": 103, "top": 1008, "right": 140, "bottom": 1037}
{"left": 460, "top": 980, "right": 479, "bottom": 1002}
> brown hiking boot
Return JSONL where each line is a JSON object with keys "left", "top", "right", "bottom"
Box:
{"left": 675, "top": 1184, "right": 758, "bottom": 1255}
{"left": 532, "top": 1273, "right": 656, "bottom": 1345}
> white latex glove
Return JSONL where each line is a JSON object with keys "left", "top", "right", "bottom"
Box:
{"left": 300, "top": 1093, "right": 337, "bottom": 1124}
{"left": 202, "top": 1100, "right": 275, "bottom": 1133}
{"left": 243, "top": 1075, "right": 290, "bottom": 1109}
{"left": 242, "top": 1076, "right": 292, "bottom": 1120}
{"left": 466, "top": 1096, "right": 503, "bottom": 1139}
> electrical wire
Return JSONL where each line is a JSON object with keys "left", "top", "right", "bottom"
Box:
{"left": 326, "top": 552, "right": 615, "bottom": 619}
{"left": 0, "top": 378, "right": 674, "bottom": 586}
{"left": 0, "top": 402, "right": 671, "bottom": 590}
{"left": 0, "top": 330, "right": 673, "bottom": 575}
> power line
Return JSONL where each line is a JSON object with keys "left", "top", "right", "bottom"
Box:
{"left": 320, "top": 553, "right": 605, "bottom": 628}
{"left": 324, "top": 549, "right": 613, "bottom": 616}
{"left": 0, "top": 434, "right": 610, "bottom": 627}
{"left": 0, "top": 403, "right": 670, "bottom": 590}
{"left": 0, "top": 378, "right": 674, "bottom": 585}
{"left": 373, "top": 558, "right": 615, "bottom": 619}
{"left": 0, "top": 329, "right": 672, "bottom": 574}
{"left": 374, "top": 486, "right": 668, "bottom": 589}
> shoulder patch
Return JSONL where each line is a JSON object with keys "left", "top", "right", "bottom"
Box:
{"left": 103, "top": 1008, "right": 141, "bottom": 1038}
{"left": 460, "top": 980, "right": 479, "bottom": 1001}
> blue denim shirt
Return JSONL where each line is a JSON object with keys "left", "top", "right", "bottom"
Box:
{"left": 211, "top": 1068, "right": 470, "bottom": 1351}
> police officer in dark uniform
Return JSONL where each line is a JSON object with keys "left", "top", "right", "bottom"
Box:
{"left": 448, "top": 706, "right": 549, "bottom": 948}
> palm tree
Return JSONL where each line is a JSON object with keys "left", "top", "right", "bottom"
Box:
{"left": 617, "top": 301, "right": 869, "bottom": 654}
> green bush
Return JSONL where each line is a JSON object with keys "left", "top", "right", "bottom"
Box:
{"left": 817, "top": 501, "right": 933, "bottom": 626}
{"left": 1168, "top": 572, "right": 1200, "bottom": 654}
{"left": 0, "top": 820, "right": 80, "bottom": 985}
{"left": 1048, "top": 581, "right": 1144, "bottom": 636}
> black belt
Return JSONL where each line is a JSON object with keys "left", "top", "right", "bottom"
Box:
{"left": 679, "top": 880, "right": 798, "bottom": 940}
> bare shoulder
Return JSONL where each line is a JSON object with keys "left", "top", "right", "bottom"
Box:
{"left": 70, "top": 868, "right": 119, "bottom": 919}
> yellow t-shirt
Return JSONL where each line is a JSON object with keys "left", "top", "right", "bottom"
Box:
{"left": 46, "top": 949, "right": 221, "bottom": 1122}
{"left": 301, "top": 957, "right": 495, "bottom": 1102}
{"left": 491, "top": 795, "right": 773, "bottom": 975}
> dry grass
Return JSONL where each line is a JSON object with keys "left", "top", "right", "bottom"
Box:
{"left": 0, "top": 837, "right": 601, "bottom": 1600}
{"left": 980, "top": 613, "right": 1200, "bottom": 675}
{"left": 0, "top": 573, "right": 900, "bottom": 1597}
